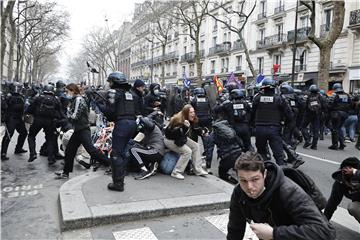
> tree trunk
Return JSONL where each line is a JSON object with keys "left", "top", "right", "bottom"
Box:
{"left": 161, "top": 44, "right": 166, "bottom": 86}
{"left": 239, "top": 34, "right": 256, "bottom": 81}
{"left": 318, "top": 46, "right": 331, "bottom": 91}
{"left": 19, "top": 39, "right": 26, "bottom": 82}
{"left": 195, "top": 32, "right": 202, "bottom": 86}
{"left": 7, "top": 7, "right": 17, "bottom": 81}
{"left": 1, "top": 1, "right": 15, "bottom": 79}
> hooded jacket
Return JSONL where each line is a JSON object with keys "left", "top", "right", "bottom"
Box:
{"left": 324, "top": 168, "right": 360, "bottom": 220}
{"left": 227, "top": 162, "right": 336, "bottom": 240}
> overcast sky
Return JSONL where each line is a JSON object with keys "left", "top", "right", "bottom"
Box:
{"left": 54, "top": 0, "right": 144, "bottom": 79}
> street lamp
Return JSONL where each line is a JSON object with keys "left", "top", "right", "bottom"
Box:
{"left": 291, "top": 0, "right": 299, "bottom": 87}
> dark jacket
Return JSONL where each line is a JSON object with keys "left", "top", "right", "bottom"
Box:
{"left": 67, "top": 96, "right": 90, "bottom": 132}
{"left": 164, "top": 124, "right": 189, "bottom": 147}
{"left": 27, "top": 93, "right": 63, "bottom": 124}
{"left": 130, "top": 87, "right": 146, "bottom": 116}
{"left": 324, "top": 168, "right": 360, "bottom": 220}
{"left": 227, "top": 162, "right": 336, "bottom": 240}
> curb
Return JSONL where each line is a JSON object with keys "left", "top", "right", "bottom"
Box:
{"left": 59, "top": 172, "right": 234, "bottom": 231}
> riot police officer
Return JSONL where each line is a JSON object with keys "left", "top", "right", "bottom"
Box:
{"left": 280, "top": 84, "right": 302, "bottom": 148}
{"left": 1, "top": 82, "right": 28, "bottom": 160}
{"left": 26, "top": 84, "right": 63, "bottom": 165}
{"left": 98, "top": 71, "right": 137, "bottom": 192}
{"left": 191, "top": 87, "right": 215, "bottom": 168}
{"left": 328, "top": 83, "right": 352, "bottom": 150}
{"left": 301, "top": 85, "right": 324, "bottom": 150}
{"left": 251, "top": 78, "right": 293, "bottom": 165}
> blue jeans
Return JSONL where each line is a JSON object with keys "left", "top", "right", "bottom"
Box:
{"left": 342, "top": 115, "right": 358, "bottom": 141}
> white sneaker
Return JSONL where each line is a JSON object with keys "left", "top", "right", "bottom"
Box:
{"left": 195, "top": 169, "right": 208, "bottom": 176}
{"left": 171, "top": 171, "right": 185, "bottom": 180}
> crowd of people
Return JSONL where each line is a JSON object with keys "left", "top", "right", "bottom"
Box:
{"left": 1, "top": 71, "right": 359, "bottom": 239}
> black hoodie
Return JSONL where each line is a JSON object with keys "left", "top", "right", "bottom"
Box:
{"left": 227, "top": 162, "right": 336, "bottom": 240}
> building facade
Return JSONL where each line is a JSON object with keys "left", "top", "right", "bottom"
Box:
{"left": 127, "top": 0, "right": 360, "bottom": 93}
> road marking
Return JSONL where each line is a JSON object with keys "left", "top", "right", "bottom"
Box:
{"left": 113, "top": 227, "right": 158, "bottom": 240}
{"left": 1, "top": 184, "right": 43, "bottom": 198}
{"left": 205, "top": 213, "right": 259, "bottom": 239}
{"left": 297, "top": 152, "right": 340, "bottom": 165}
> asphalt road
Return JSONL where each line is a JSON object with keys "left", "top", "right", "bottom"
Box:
{"left": 1, "top": 131, "right": 359, "bottom": 240}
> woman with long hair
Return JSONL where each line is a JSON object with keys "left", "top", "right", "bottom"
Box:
{"left": 55, "top": 83, "right": 109, "bottom": 179}
{"left": 164, "top": 104, "right": 208, "bottom": 180}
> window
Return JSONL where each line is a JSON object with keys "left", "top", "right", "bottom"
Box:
{"left": 223, "top": 32, "right": 227, "bottom": 42}
{"left": 300, "top": 16, "right": 309, "bottom": 28}
{"left": 236, "top": 55, "right": 242, "bottom": 67}
{"left": 228, "top": 32, "right": 231, "bottom": 42}
{"left": 226, "top": 58, "right": 229, "bottom": 69}
{"left": 182, "top": 66, "right": 186, "bottom": 74}
{"left": 212, "top": 36, "right": 217, "bottom": 47}
{"left": 221, "top": 58, "right": 225, "bottom": 68}
{"left": 276, "top": 24, "right": 283, "bottom": 41}
{"left": 324, "top": 9, "right": 332, "bottom": 30}
{"left": 184, "top": 46, "right": 187, "bottom": 54}
{"left": 191, "top": 43, "right": 194, "bottom": 52}
{"left": 201, "top": 40, "right": 205, "bottom": 50}
{"left": 274, "top": 55, "right": 281, "bottom": 65}
{"left": 211, "top": 60, "right": 216, "bottom": 71}
{"left": 260, "top": 0, "right": 266, "bottom": 14}
{"left": 257, "top": 57, "right": 264, "bottom": 74}
{"left": 259, "top": 28, "right": 265, "bottom": 42}
{"left": 213, "top": 18, "right": 218, "bottom": 30}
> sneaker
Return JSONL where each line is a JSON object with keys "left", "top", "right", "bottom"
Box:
{"left": 345, "top": 139, "right": 351, "bottom": 143}
{"left": 14, "top": 149, "right": 27, "bottom": 154}
{"left": 195, "top": 169, "right": 208, "bottom": 176}
{"left": 292, "top": 159, "right": 305, "bottom": 169}
{"left": 54, "top": 171, "right": 69, "bottom": 179}
{"left": 149, "top": 162, "right": 158, "bottom": 176}
{"left": 171, "top": 171, "right": 185, "bottom": 180}
{"left": 135, "top": 169, "right": 152, "bottom": 180}
{"left": 303, "top": 142, "right": 311, "bottom": 149}
{"left": 28, "top": 154, "right": 37, "bottom": 162}
{"left": 328, "top": 145, "right": 338, "bottom": 150}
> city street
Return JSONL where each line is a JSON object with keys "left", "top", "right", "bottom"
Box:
{"left": 1, "top": 131, "right": 359, "bottom": 240}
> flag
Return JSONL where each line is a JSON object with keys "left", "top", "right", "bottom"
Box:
{"left": 213, "top": 74, "right": 224, "bottom": 93}
{"left": 227, "top": 72, "right": 243, "bottom": 89}
{"left": 183, "top": 74, "right": 191, "bottom": 88}
{"left": 256, "top": 74, "right": 265, "bottom": 84}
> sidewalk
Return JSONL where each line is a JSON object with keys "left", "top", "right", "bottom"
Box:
{"left": 59, "top": 171, "right": 234, "bottom": 231}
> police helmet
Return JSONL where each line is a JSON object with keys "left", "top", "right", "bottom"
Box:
{"left": 280, "top": 84, "right": 294, "bottom": 94}
{"left": 193, "top": 87, "right": 205, "bottom": 96}
{"left": 309, "top": 84, "right": 319, "bottom": 93}
{"left": 10, "top": 82, "right": 22, "bottom": 94}
{"left": 107, "top": 71, "right": 128, "bottom": 85}
{"left": 226, "top": 82, "right": 238, "bottom": 92}
{"left": 56, "top": 80, "right": 66, "bottom": 89}
{"left": 261, "top": 78, "right": 276, "bottom": 89}
{"left": 43, "top": 84, "right": 55, "bottom": 94}
{"left": 230, "top": 89, "right": 245, "bottom": 100}
{"left": 332, "top": 83, "right": 343, "bottom": 93}
{"left": 137, "top": 117, "right": 155, "bottom": 134}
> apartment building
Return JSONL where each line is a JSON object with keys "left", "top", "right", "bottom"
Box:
{"left": 128, "top": 0, "right": 360, "bottom": 92}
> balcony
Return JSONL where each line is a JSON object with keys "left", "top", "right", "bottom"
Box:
{"left": 287, "top": 27, "right": 311, "bottom": 43}
{"left": 131, "top": 60, "right": 148, "bottom": 68}
{"left": 163, "top": 51, "right": 179, "bottom": 61}
{"left": 256, "top": 34, "right": 287, "bottom": 49}
{"left": 295, "top": 65, "right": 307, "bottom": 72}
{"left": 320, "top": 24, "right": 331, "bottom": 38}
{"left": 232, "top": 40, "right": 244, "bottom": 51}
{"left": 180, "top": 52, "right": 195, "bottom": 63}
{"left": 236, "top": 66, "right": 242, "bottom": 71}
{"left": 209, "top": 42, "right": 232, "bottom": 56}
{"left": 349, "top": 9, "right": 360, "bottom": 30}
{"left": 274, "top": 5, "right": 285, "bottom": 15}
{"left": 258, "top": 12, "right": 266, "bottom": 20}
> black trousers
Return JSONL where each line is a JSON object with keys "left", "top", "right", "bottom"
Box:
{"left": 63, "top": 128, "right": 109, "bottom": 174}
{"left": 130, "top": 145, "right": 163, "bottom": 168}
{"left": 28, "top": 119, "right": 55, "bottom": 161}
{"left": 233, "top": 123, "right": 252, "bottom": 152}
{"left": 1, "top": 117, "right": 28, "bottom": 155}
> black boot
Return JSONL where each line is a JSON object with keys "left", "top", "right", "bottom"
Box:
{"left": 107, "top": 157, "right": 125, "bottom": 192}
{"left": 28, "top": 154, "right": 37, "bottom": 162}
{"left": 1, "top": 154, "right": 9, "bottom": 161}
{"left": 78, "top": 160, "right": 91, "bottom": 169}
{"left": 14, "top": 148, "right": 27, "bottom": 154}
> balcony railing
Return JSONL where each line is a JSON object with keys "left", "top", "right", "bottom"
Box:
{"left": 295, "top": 64, "right": 307, "bottom": 72}
{"left": 256, "top": 34, "right": 287, "bottom": 49}
{"left": 232, "top": 40, "right": 244, "bottom": 51}
{"left": 131, "top": 60, "right": 148, "bottom": 68}
{"left": 287, "top": 27, "right": 311, "bottom": 42}
{"left": 236, "top": 66, "right": 242, "bottom": 71}
{"left": 349, "top": 9, "right": 360, "bottom": 26}
{"left": 180, "top": 52, "right": 195, "bottom": 62}
{"left": 209, "top": 42, "right": 232, "bottom": 56}
{"left": 274, "top": 5, "right": 285, "bottom": 15}
{"left": 320, "top": 24, "right": 331, "bottom": 38}
{"left": 258, "top": 12, "right": 267, "bottom": 20}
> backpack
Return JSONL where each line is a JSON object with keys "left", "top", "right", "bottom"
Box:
{"left": 307, "top": 95, "right": 321, "bottom": 113}
{"left": 38, "top": 95, "right": 56, "bottom": 118}
{"left": 232, "top": 101, "right": 247, "bottom": 122}
{"left": 282, "top": 167, "right": 327, "bottom": 210}
{"left": 212, "top": 120, "right": 236, "bottom": 143}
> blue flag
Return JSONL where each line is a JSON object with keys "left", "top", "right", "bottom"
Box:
{"left": 256, "top": 74, "right": 265, "bottom": 84}
{"left": 183, "top": 74, "right": 191, "bottom": 88}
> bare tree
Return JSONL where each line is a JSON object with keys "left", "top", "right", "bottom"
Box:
{"left": 172, "top": 0, "right": 210, "bottom": 86}
{"left": 1, "top": 1, "right": 15, "bottom": 79}
{"left": 301, "top": 0, "right": 345, "bottom": 90}
{"left": 207, "top": 0, "right": 257, "bottom": 78}
{"left": 67, "top": 52, "right": 88, "bottom": 83}
{"left": 145, "top": 1, "right": 175, "bottom": 86}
